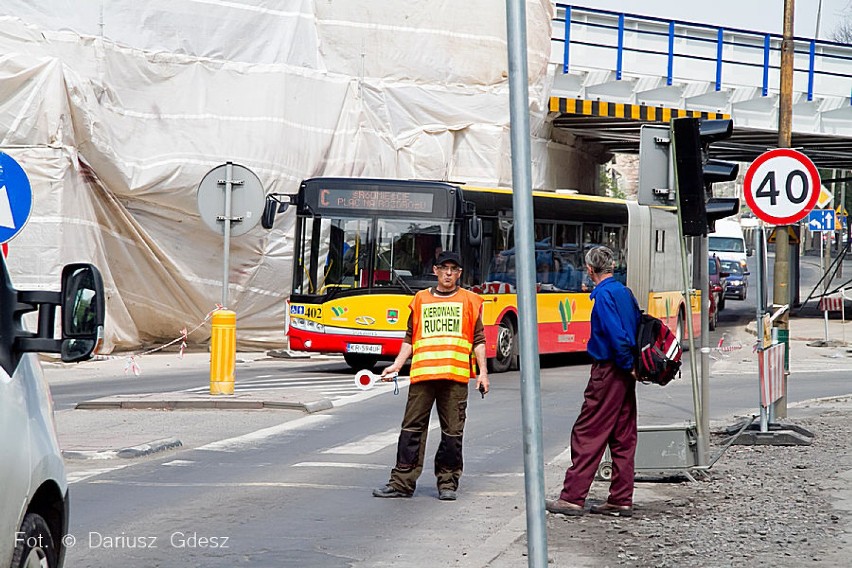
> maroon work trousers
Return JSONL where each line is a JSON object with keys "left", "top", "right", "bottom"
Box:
{"left": 559, "top": 361, "right": 637, "bottom": 507}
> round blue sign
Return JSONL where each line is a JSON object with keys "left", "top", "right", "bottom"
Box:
{"left": 0, "top": 152, "right": 33, "bottom": 244}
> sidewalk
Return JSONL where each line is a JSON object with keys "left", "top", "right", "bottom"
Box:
{"left": 490, "top": 393, "right": 852, "bottom": 567}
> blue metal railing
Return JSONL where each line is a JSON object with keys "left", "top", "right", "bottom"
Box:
{"left": 554, "top": 4, "right": 852, "bottom": 103}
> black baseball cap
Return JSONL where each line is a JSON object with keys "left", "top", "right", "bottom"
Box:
{"left": 435, "top": 251, "right": 462, "bottom": 268}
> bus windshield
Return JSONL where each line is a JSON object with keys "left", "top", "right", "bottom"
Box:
{"left": 293, "top": 215, "right": 453, "bottom": 296}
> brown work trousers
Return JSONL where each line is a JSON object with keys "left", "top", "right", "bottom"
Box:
{"left": 388, "top": 379, "right": 469, "bottom": 494}
{"left": 559, "top": 361, "right": 637, "bottom": 507}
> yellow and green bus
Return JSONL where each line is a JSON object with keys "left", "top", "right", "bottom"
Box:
{"left": 272, "top": 178, "right": 698, "bottom": 372}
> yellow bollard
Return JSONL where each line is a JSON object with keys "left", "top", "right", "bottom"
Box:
{"left": 210, "top": 309, "right": 236, "bottom": 395}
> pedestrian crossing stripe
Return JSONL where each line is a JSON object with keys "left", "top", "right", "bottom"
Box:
{"left": 182, "top": 375, "right": 398, "bottom": 397}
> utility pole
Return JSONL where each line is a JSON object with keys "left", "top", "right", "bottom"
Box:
{"left": 773, "top": 0, "right": 795, "bottom": 419}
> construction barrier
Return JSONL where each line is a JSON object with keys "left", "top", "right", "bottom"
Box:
{"left": 759, "top": 343, "right": 785, "bottom": 408}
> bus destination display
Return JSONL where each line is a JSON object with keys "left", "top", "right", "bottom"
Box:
{"left": 319, "top": 188, "right": 434, "bottom": 213}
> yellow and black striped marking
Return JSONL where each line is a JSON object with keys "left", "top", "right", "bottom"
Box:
{"left": 549, "top": 97, "right": 729, "bottom": 122}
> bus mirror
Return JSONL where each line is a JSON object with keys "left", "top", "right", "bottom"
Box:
{"left": 262, "top": 196, "right": 278, "bottom": 229}
{"left": 468, "top": 215, "right": 482, "bottom": 247}
{"left": 262, "top": 194, "right": 293, "bottom": 229}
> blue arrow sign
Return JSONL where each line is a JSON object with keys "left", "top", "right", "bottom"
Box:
{"left": 0, "top": 152, "right": 33, "bottom": 244}
{"left": 807, "top": 209, "right": 835, "bottom": 232}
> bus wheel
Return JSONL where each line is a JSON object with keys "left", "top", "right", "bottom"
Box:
{"left": 489, "top": 317, "right": 517, "bottom": 373}
{"left": 344, "top": 353, "right": 378, "bottom": 371}
{"left": 675, "top": 308, "right": 686, "bottom": 347}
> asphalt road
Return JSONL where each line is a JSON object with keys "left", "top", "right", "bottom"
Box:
{"left": 52, "top": 249, "right": 852, "bottom": 567}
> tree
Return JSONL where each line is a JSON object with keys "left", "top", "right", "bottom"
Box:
{"left": 831, "top": 11, "right": 852, "bottom": 43}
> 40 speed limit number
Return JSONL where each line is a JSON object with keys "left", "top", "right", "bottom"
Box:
{"left": 743, "top": 148, "right": 820, "bottom": 225}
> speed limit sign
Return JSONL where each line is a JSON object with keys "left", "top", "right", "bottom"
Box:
{"left": 743, "top": 148, "right": 820, "bottom": 225}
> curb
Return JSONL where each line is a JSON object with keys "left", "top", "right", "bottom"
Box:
{"left": 62, "top": 437, "right": 183, "bottom": 460}
{"left": 267, "top": 349, "right": 311, "bottom": 359}
{"left": 74, "top": 398, "right": 334, "bottom": 413}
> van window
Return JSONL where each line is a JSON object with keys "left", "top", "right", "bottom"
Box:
{"left": 708, "top": 236, "right": 744, "bottom": 253}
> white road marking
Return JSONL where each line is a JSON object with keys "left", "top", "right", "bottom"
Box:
{"left": 549, "top": 446, "right": 572, "bottom": 467}
{"left": 183, "top": 376, "right": 361, "bottom": 394}
{"left": 162, "top": 460, "right": 195, "bottom": 467}
{"left": 322, "top": 420, "right": 438, "bottom": 454}
{"left": 67, "top": 464, "right": 130, "bottom": 484}
{"left": 321, "top": 428, "right": 401, "bottom": 455}
{"left": 196, "top": 414, "right": 333, "bottom": 452}
{"left": 332, "top": 379, "right": 409, "bottom": 407}
{"left": 293, "top": 461, "right": 386, "bottom": 469}
{"left": 88, "top": 480, "right": 363, "bottom": 490}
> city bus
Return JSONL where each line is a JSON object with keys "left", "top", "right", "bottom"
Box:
{"left": 266, "top": 178, "right": 698, "bottom": 372}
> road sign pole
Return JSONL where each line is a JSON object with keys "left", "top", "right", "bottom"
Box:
{"left": 821, "top": 231, "right": 829, "bottom": 342}
{"left": 755, "top": 223, "right": 770, "bottom": 432}
{"left": 506, "top": 1, "right": 547, "bottom": 565}
{"left": 772, "top": 0, "right": 795, "bottom": 419}
{"left": 733, "top": 0, "right": 812, "bottom": 445}
{"left": 221, "top": 162, "right": 234, "bottom": 308}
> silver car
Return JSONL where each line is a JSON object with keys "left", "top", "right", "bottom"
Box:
{"left": 0, "top": 258, "right": 104, "bottom": 568}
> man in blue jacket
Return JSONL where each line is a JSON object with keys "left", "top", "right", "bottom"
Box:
{"left": 546, "top": 246, "right": 641, "bottom": 518}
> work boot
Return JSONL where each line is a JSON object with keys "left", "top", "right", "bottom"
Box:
{"left": 372, "top": 484, "right": 412, "bottom": 498}
{"left": 438, "top": 489, "right": 457, "bottom": 501}
{"left": 545, "top": 498, "right": 585, "bottom": 516}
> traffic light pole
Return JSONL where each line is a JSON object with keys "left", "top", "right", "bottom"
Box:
{"left": 674, "top": 191, "right": 708, "bottom": 468}
{"left": 698, "top": 236, "right": 710, "bottom": 466}
{"left": 772, "top": 0, "right": 795, "bottom": 419}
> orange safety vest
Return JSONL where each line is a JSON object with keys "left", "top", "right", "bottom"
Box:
{"left": 409, "top": 287, "right": 483, "bottom": 384}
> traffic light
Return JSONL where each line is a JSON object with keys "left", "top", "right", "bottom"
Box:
{"left": 670, "top": 117, "right": 740, "bottom": 236}
{"left": 705, "top": 198, "right": 740, "bottom": 233}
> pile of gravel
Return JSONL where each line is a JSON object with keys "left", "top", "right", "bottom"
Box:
{"left": 544, "top": 408, "right": 851, "bottom": 567}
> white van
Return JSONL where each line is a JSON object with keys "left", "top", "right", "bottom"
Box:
{"left": 0, "top": 257, "right": 104, "bottom": 568}
{"left": 709, "top": 219, "right": 750, "bottom": 270}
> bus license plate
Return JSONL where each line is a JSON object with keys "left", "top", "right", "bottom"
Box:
{"left": 347, "top": 343, "right": 382, "bottom": 354}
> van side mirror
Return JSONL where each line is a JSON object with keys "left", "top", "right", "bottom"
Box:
{"left": 747, "top": 248, "right": 754, "bottom": 257}
{"left": 60, "top": 264, "right": 106, "bottom": 362}
{"left": 12, "top": 263, "right": 105, "bottom": 363}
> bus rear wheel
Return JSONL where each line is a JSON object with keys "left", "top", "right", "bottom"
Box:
{"left": 344, "top": 353, "right": 378, "bottom": 371}
{"left": 488, "top": 317, "right": 517, "bottom": 373}
{"left": 675, "top": 307, "right": 686, "bottom": 347}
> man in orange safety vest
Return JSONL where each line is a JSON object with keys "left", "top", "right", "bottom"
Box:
{"left": 372, "top": 250, "right": 488, "bottom": 501}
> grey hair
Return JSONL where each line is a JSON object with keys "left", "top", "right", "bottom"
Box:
{"left": 585, "top": 246, "right": 615, "bottom": 274}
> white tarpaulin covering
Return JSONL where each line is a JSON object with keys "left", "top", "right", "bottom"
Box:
{"left": 0, "top": 0, "right": 554, "bottom": 351}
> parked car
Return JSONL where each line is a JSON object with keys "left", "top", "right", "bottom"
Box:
{"left": 720, "top": 259, "right": 749, "bottom": 300}
{"left": 709, "top": 281, "right": 723, "bottom": 331}
{"left": 709, "top": 255, "right": 728, "bottom": 312}
{"left": 0, "top": 256, "right": 105, "bottom": 568}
